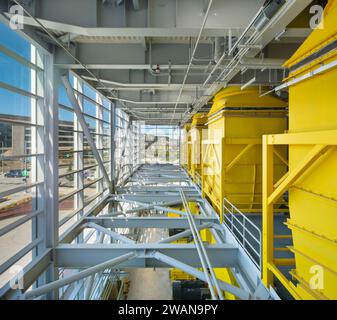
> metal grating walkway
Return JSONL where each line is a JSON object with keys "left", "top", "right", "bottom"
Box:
{"left": 1, "top": 164, "right": 276, "bottom": 300}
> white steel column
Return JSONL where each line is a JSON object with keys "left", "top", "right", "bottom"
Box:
{"left": 73, "top": 76, "right": 84, "bottom": 222}
{"left": 42, "top": 59, "right": 60, "bottom": 299}
{"left": 96, "top": 93, "right": 104, "bottom": 197}
{"left": 110, "top": 102, "right": 116, "bottom": 192}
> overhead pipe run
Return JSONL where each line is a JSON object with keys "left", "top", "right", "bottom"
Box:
{"left": 108, "top": 97, "right": 192, "bottom": 105}
{"left": 214, "top": 37, "right": 223, "bottom": 64}
{"left": 203, "top": 0, "right": 285, "bottom": 87}
{"left": 241, "top": 77, "right": 256, "bottom": 90}
{"left": 170, "top": 0, "right": 214, "bottom": 124}
{"left": 82, "top": 75, "right": 208, "bottom": 90}
{"left": 253, "top": 0, "right": 286, "bottom": 32}
{"left": 183, "top": 0, "right": 293, "bottom": 124}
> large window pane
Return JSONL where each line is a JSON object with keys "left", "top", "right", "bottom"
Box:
{"left": 0, "top": 52, "right": 32, "bottom": 93}
{"left": 0, "top": 88, "right": 34, "bottom": 120}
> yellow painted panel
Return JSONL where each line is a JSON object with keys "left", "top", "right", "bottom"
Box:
{"left": 190, "top": 113, "right": 208, "bottom": 180}
{"left": 285, "top": 0, "right": 337, "bottom": 69}
{"left": 209, "top": 86, "right": 287, "bottom": 116}
{"left": 284, "top": 3, "right": 337, "bottom": 299}
{"left": 202, "top": 86, "right": 287, "bottom": 213}
{"left": 180, "top": 124, "right": 191, "bottom": 171}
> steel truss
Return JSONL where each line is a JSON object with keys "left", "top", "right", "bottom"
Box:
{"left": 1, "top": 163, "right": 276, "bottom": 300}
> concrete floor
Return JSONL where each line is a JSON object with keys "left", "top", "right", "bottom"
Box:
{"left": 126, "top": 228, "right": 172, "bottom": 300}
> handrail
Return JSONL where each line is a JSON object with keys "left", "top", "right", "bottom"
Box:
{"left": 223, "top": 198, "right": 262, "bottom": 270}
{"left": 194, "top": 172, "right": 202, "bottom": 187}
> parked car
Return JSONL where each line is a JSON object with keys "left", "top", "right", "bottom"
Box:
{"left": 5, "top": 170, "right": 23, "bottom": 178}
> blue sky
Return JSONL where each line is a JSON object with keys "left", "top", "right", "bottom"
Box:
{"left": 0, "top": 21, "right": 32, "bottom": 118}
{"left": 0, "top": 21, "right": 178, "bottom": 133}
{"left": 0, "top": 21, "right": 76, "bottom": 122}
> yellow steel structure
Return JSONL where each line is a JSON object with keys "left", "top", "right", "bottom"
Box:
{"left": 202, "top": 86, "right": 287, "bottom": 214}
{"left": 262, "top": 1, "right": 337, "bottom": 300}
{"left": 181, "top": 124, "right": 191, "bottom": 172}
{"left": 189, "top": 113, "right": 208, "bottom": 184}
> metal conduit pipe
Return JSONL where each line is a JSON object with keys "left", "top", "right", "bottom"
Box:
{"left": 154, "top": 252, "right": 250, "bottom": 300}
{"left": 83, "top": 75, "right": 207, "bottom": 89}
{"left": 84, "top": 232, "right": 105, "bottom": 299}
{"left": 184, "top": 0, "right": 292, "bottom": 123}
{"left": 170, "top": 0, "right": 214, "bottom": 124}
{"left": 203, "top": 0, "right": 284, "bottom": 86}
{"left": 158, "top": 222, "right": 214, "bottom": 244}
{"left": 216, "top": 31, "right": 258, "bottom": 82}
{"left": 183, "top": 201, "right": 225, "bottom": 301}
{"left": 215, "top": 0, "right": 289, "bottom": 84}
{"left": 214, "top": 37, "right": 223, "bottom": 64}
{"left": 109, "top": 98, "right": 191, "bottom": 105}
{"left": 24, "top": 252, "right": 137, "bottom": 299}
{"left": 180, "top": 196, "right": 217, "bottom": 299}
{"left": 191, "top": 201, "right": 252, "bottom": 296}
{"left": 180, "top": 189, "right": 224, "bottom": 300}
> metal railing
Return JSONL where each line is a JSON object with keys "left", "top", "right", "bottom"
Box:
{"left": 223, "top": 198, "right": 262, "bottom": 270}
{"left": 194, "top": 172, "right": 202, "bottom": 187}
{"left": 90, "top": 269, "right": 120, "bottom": 300}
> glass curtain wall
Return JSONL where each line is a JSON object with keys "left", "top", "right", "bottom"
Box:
{"left": 142, "top": 125, "right": 180, "bottom": 164}
{"left": 58, "top": 72, "right": 112, "bottom": 236}
{"left": 114, "top": 107, "right": 141, "bottom": 186}
{"left": 0, "top": 20, "right": 143, "bottom": 296}
{"left": 0, "top": 22, "right": 47, "bottom": 289}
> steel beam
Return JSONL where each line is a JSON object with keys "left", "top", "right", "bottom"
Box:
{"left": 55, "top": 243, "right": 237, "bottom": 269}
{"left": 0, "top": 249, "right": 52, "bottom": 299}
{"left": 85, "top": 223, "right": 135, "bottom": 244}
{"left": 24, "top": 252, "right": 136, "bottom": 299}
{"left": 158, "top": 223, "right": 213, "bottom": 244}
{"left": 85, "top": 216, "right": 218, "bottom": 229}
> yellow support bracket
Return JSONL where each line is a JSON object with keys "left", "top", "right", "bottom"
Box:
{"left": 273, "top": 147, "right": 288, "bottom": 166}
{"left": 267, "top": 145, "right": 329, "bottom": 206}
{"left": 289, "top": 270, "right": 329, "bottom": 300}
{"left": 267, "top": 263, "right": 302, "bottom": 300}
{"left": 274, "top": 171, "right": 289, "bottom": 189}
{"left": 274, "top": 258, "right": 295, "bottom": 266}
{"left": 262, "top": 136, "right": 274, "bottom": 287}
{"left": 225, "top": 144, "right": 255, "bottom": 173}
{"left": 267, "top": 129, "right": 337, "bottom": 145}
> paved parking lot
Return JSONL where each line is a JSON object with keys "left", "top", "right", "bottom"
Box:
{"left": 0, "top": 175, "right": 29, "bottom": 194}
